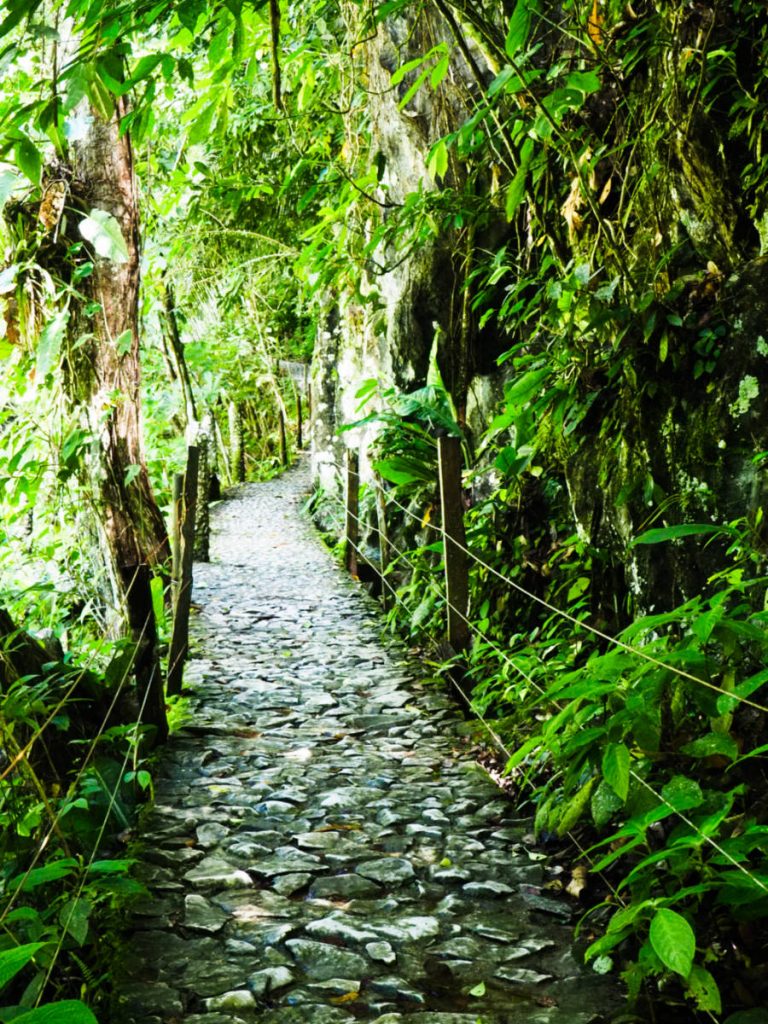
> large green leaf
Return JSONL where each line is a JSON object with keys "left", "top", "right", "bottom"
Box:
{"left": 37, "top": 310, "right": 69, "bottom": 378}
{"left": 9, "top": 858, "right": 78, "bottom": 893}
{"left": 680, "top": 733, "right": 738, "bottom": 760}
{"left": 602, "top": 742, "right": 630, "bottom": 802}
{"left": 505, "top": 0, "right": 530, "bottom": 59}
{"left": 0, "top": 171, "right": 20, "bottom": 207}
{"left": 632, "top": 523, "right": 726, "bottom": 545}
{"left": 15, "top": 136, "right": 42, "bottom": 186}
{"left": 0, "top": 944, "right": 46, "bottom": 992}
{"left": 686, "top": 965, "right": 721, "bottom": 1014}
{"left": 648, "top": 908, "right": 695, "bottom": 977}
{"left": 12, "top": 1001, "right": 98, "bottom": 1024}
{"left": 78, "top": 209, "right": 129, "bottom": 263}
{"left": 505, "top": 138, "right": 534, "bottom": 221}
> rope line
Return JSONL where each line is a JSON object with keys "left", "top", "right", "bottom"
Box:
{"left": 35, "top": 666, "right": 155, "bottom": 1004}
{"left": 332, "top": 462, "right": 768, "bottom": 903}
{"left": 0, "top": 562, "right": 154, "bottom": 784}
{"left": 380, "top": 488, "right": 768, "bottom": 718}
{"left": 0, "top": 599, "right": 153, "bottom": 927}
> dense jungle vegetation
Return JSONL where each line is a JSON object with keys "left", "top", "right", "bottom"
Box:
{"left": 0, "top": 0, "right": 767, "bottom": 1021}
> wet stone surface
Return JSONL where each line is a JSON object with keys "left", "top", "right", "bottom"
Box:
{"left": 111, "top": 460, "right": 617, "bottom": 1024}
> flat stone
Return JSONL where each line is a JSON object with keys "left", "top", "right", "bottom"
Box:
{"left": 356, "top": 858, "right": 415, "bottom": 884}
{"left": 273, "top": 873, "right": 312, "bottom": 895}
{"left": 184, "top": 894, "right": 230, "bottom": 933}
{"left": 113, "top": 982, "right": 183, "bottom": 1015}
{"left": 247, "top": 966, "right": 295, "bottom": 996}
{"left": 369, "top": 976, "right": 426, "bottom": 1004}
{"left": 495, "top": 966, "right": 554, "bottom": 985}
{"left": 204, "top": 989, "right": 257, "bottom": 1010}
{"left": 285, "top": 938, "right": 368, "bottom": 981}
{"left": 305, "top": 916, "right": 378, "bottom": 943}
{"left": 184, "top": 856, "right": 253, "bottom": 889}
{"left": 366, "top": 941, "right": 396, "bottom": 964}
{"left": 462, "top": 880, "right": 515, "bottom": 897}
{"left": 309, "top": 874, "right": 381, "bottom": 899}
{"left": 376, "top": 916, "right": 440, "bottom": 942}
{"left": 249, "top": 855, "right": 325, "bottom": 877}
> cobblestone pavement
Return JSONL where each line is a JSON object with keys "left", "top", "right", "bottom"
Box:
{"left": 112, "top": 459, "right": 617, "bottom": 1024}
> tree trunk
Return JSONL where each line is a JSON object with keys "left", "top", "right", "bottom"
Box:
{"left": 162, "top": 278, "right": 198, "bottom": 431}
{"left": 0, "top": 608, "right": 50, "bottom": 686}
{"left": 64, "top": 94, "right": 169, "bottom": 582}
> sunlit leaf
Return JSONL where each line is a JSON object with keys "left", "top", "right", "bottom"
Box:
{"left": 79, "top": 209, "right": 129, "bottom": 263}
{"left": 649, "top": 909, "right": 695, "bottom": 977}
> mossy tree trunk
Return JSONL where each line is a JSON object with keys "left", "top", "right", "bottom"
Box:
{"left": 63, "top": 93, "right": 169, "bottom": 630}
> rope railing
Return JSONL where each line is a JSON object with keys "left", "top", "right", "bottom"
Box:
{"left": 330, "top": 445, "right": 768, "bottom": 908}
{"left": 0, "top": 604, "right": 152, "bottom": 928}
{"left": 341, "top": 453, "right": 768, "bottom": 720}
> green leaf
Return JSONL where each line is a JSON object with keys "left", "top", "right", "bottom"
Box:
{"left": 37, "top": 310, "right": 69, "bottom": 378}
{"left": 724, "top": 1011, "right": 768, "bottom": 1024}
{"left": 632, "top": 523, "right": 726, "bottom": 545}
{"left": 0, "top": 264, "right": 18, "bottom": 295}
{"left": 372, "top": 456, "right": 434, "bottom": 487}
{"left": 430, "top": 53, "right": 450, "bottom": 89}
{"left": 0, "top": 944, "right": 46, "bottom": 992}
{"left": 0, "top": 170, "right": 21, "bottom": 207}
{"left": 505, "top": 0, "right": 530, "bottom": 59}
{"left": 686, "top": 965, "right": 721, "bottom": 1014}
{"left": 680, "top": 733, "right": 739, "bottom": 760}
{"left": 505, "top": 138, "right": 534, "bottom": 221}
{"left": 79, "top": 209, "right": 129, "bottom": 263}
{"left": 567, "top": 576, "right": 590, "bottom": 602}
{"left": 58, "top": 897, "right": 91, "bottom": 947}
{"left": 15, "top": 135, "right": 42, "bottom": 186}
{"left": 10, "top": 858, "right": 78, "bottom": 892}
{"left": 468, "top": 981, "right": 486, "bottom": 997}
{"left": 427, "top": 139, "right": 449, "bottom": 181}
{"left": 661, "top": 775, "right": 704, "bottom": 811}
{"left": 565, "top": 70, "right": 602, "bottom": 94}
{"left": 648, "top": 908, "right": 695, "bottom": 977}
{"left": 557, "top": 776, "right": 597, "bottom": 835}
{"left": 115, "top": 329, "right": 133, "bottom": 355}
{"left": 602, "top": 742, "right": 630, "bottom": 802}
{"left": 12, "top": 1001, "right": 98, "bottom": 1024}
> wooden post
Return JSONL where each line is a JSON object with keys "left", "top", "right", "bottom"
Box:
{"left": 121, "top": 564, "right": 168, "bottom": 744}
{"left": 171, "top": 472, "right": 183, "bottom": 608}
{"left": 278, "top": 407, "right": 288, "bottom": 467}
{"left": 296, "top": 383, "right": 303, "bottom": 450}
{"left": 167, "top": 445, "right": 199, "bottom": 697}
{"left": 228, "top": 401, "right": 245, "bottom": 483}
{"left": 345, "top": 450, "right": 359, "bottom": 576}
{"left": 194, "top": 427, "right": 211, "bottom": 562}
{"left": 375, "top": 477, "right": 391, "bottom": 611}
{"left": 438, "top": 436, "right": 470, "bottom": 652}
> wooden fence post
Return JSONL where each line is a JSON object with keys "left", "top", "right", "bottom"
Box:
{"left": 375, "top": 478, "right": 391, "bottom": 611}
{"left": 194, "top": 418, "right": 212, "bottom": 562}
{"left": 296, "top": 383, "right": 303, "bottom": 450}
{"left": 438, "top": 435, "right": 470, "bottom": 652}
{"left": 171, "top": 472, "right": 184, "bottom": 607}
{"left": 228, "top": 401, "right": 245, "bottom": 483}
{"left": 121, "top": 564, "right": 168, "bottom": 744}
{"left": 345, "top": 450, "right": 359, "bottom": 576}
{"left": 167, "top": 445, "right": 199, "bottom": 696}
{"left": 278, "top": 407, "right": 288, "bottom": 467}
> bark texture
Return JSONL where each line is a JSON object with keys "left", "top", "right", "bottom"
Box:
{"left": 65, "top": 96, "right": 169, "bottom": 578}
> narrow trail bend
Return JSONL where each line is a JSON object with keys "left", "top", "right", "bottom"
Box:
{"left": 112, "top": 460, "right": 616, "bottom": 1024}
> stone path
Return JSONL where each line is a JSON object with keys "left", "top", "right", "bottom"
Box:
{"left": 112, "top": 459, "right": 617, "bottom": 1024}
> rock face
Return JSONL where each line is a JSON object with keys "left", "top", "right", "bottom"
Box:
{"left": 110, "top": 462, "right": 617, "bottom": 1023}
{"left": 308, "top": 3, "right": 768, "bottom": 618}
